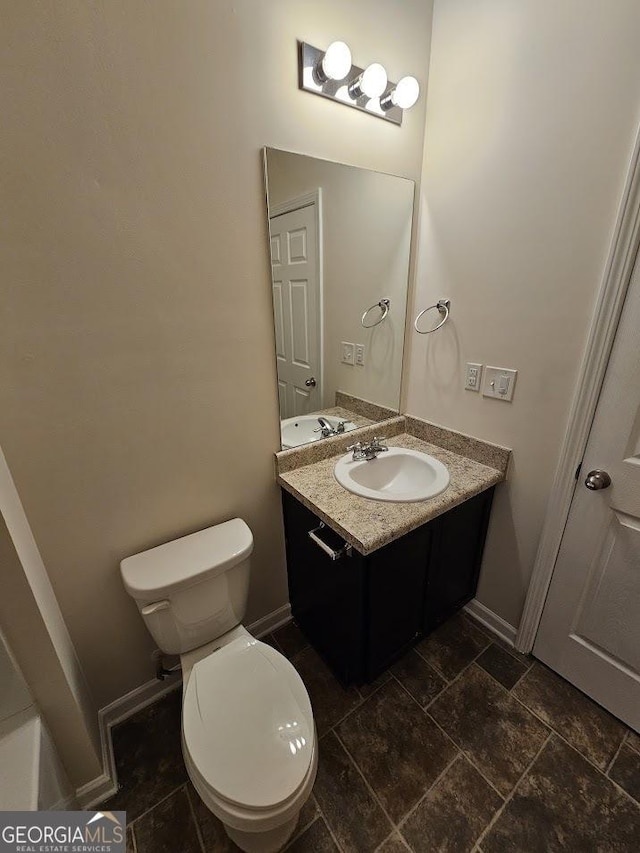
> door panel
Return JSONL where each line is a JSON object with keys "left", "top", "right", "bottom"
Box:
{"left": 269, "top": 203, "right": 320, "bottom": 419}
{"left": 535, "top": 251, "right": 640, "bottom": 730}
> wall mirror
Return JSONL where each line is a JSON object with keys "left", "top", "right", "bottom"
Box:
{"left": 263, "top": 148, "right": 414, "bottom": 450}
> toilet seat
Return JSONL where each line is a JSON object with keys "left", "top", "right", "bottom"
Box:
{"left": 182, "top": 636, "right": 315, "bottom": 813}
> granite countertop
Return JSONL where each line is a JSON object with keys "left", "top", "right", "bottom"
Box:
{"left": 310, "top": 406, "right": 373, "bottom": 429}
{"left": 277, "top": 432, "right": 506, "bottom": 555}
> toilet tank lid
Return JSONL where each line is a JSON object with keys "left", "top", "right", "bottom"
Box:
{"left": 120, "top": 518, "right": 253, "bottom": 601}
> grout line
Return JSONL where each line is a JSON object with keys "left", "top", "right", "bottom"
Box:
{"left": 625, "top": 731, "right": 640, "bottom": 754}
{"left": 184, "top": 783, "right": 207, "bottom": 853}
{"left": 395, "top": 751, "right": 461, "bottom": 832}
{"left": 128, "top": 824, "right": 138, "bottom": 853}
{"left": 319, "top": 814, "right": 346, "bottom": 853}
{"left": 125, "top": 782, "right": 187, "bottom": 829}
{"left": 484, "top": 684, "right": 640, "bottom": 810}
{"left": 333, "top": 729, "right": 397, "bottom": 834}
{"left": 508, "top": 687, "right": 626, "bottom": 778}
{"left": 423, "top": 710, "right": 507, "bottom": 802}
{"left": 373, "top": 831, "right": 411, "bottom": 853}
{"left": 508, "top": 659, "right": 534, "bottom": 692}
{"left": 473, "top": 731, "right": 553, "bottom": 850}
{"left": 606, "top": 736, "right": 626, "bottom": 776}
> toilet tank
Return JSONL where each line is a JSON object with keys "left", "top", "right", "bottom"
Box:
{"left": 120, "top": 519, "right": 253, "bottom": 655}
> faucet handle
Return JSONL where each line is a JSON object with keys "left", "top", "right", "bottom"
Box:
{"left": 346, "top": 441, "right": 362, "bottom": 452}
{"left": 371, "top": 436, "right": 389, "bottom": 451}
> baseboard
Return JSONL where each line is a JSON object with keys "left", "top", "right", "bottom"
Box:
{"left": 247, "top": 603, "right": 292, "bottom": 638}
{"left": 464, "top": 598, "right": 517, "bottom": 647}
{"left": 83, "top": 603, "right": 294, "bottom": 808}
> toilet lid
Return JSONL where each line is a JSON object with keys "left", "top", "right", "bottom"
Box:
{"left": 182, "top": 637, "right": 314, "bottom": 810}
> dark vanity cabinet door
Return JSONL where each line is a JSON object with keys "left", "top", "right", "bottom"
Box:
{"left": 282, "top": 486, "right": 494, "bottom": 686}
{"left": 423, "top": 488, "right": 494, "bottom": 633}
{"left": 366, "top": 525, "right": 431, "bottom": 680}
{"left": 281, "top": 493, "right": 366, "bottom": 684}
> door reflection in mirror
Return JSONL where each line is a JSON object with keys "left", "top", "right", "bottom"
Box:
{"left": 264, "top": 148, "right": 415, "bottom": 450}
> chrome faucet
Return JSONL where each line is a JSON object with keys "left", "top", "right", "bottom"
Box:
{"left": 314, "top": 418, "right": 347, "bottom": 438}
{"left": 346, "top": 437, "right": 389, "bottom": 461}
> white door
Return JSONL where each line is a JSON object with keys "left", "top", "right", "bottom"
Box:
{"left": 534, "top": 249, "right": 640, "bottom": 730}
{"left": 269, "top": 203, "right": 321, "bottom": 419}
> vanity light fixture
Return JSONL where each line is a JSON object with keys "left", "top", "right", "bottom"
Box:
{"left": 299, "top": 41, "right": 420, "bottom": 126}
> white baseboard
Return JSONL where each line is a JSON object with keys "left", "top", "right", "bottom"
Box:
{"left": 248, "top": 603, "right": 292, "bottom": 638}
{"left": 464, "top": 598, "right": 517, "bottom": 647}
{"left": 81, "top": 604, "right": 294, "bottom": 808}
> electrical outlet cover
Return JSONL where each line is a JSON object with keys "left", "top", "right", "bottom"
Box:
{"left": 355, "top": 344, "right": 365, "bottom": 366}
{"left": 465, "top": 363, "right": 482, "bottom": 391}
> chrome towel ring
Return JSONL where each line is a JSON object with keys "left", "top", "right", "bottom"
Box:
{"left": 361, "top": 298, "right": 390, "bottom": 329}
{"left": 414, "top": 299, "right": 451, "bottom": 334}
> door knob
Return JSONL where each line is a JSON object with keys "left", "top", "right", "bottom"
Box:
{"left": 305, "top": 377, "right": 317, "bottom": 387}
{"left": 584, "top": 469, "right": 612, "bottom": 490}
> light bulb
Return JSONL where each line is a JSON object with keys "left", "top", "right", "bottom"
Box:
{"left": 360, "top": 63, "right": 388, "bottom": 98}
{"left": 320, "top": 41, "right": 352, "bottom": 81}
{"left": 381, "top": 75, "right": 420, "bottom": 111}
{"left": 392, "top": 76, "right": 420, "bottom": 109}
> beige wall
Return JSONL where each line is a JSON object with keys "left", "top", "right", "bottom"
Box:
{"left": 266, "top": 149, "right": 414, "bottom": 411}
{"left": 405, "top": 0, "right": 640, "bottom": 627}
{"left": 0, "top": 1, "right": 433, "bottom": 707}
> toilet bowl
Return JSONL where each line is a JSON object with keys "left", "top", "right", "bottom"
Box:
{"left": 120, "top": 519, "right": 316, "bottom": 852}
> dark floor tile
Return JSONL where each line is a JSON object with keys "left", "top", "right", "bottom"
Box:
{"left": 126, "top": 827, "right": 135, "bottom": 853}
{"left": 292, "top": 646, "right": 362, "bottom": 735}
{"left": 416, "top": 613, "right": 490, "bottom": 680}
{"left": 401, "top": 755, "right": 502, "bottom": 853}
{"left": 626, "top": 730, "right": 640, "bottom": 753}
{"left": 391, "top": 648, "right": 447, "bottom": 707}
{"left": 286, "top": 818, "right": 338, "bottom": 853}
{"left": 258, "top": 633, "right": 280, "bottom": 651}
{"left": 483, "top": 736, "right": 640, "bottom": 852}
{"left": 313, "top": 731, "right": 392, "bottom": 852}
{"left": 134, "top": 787, "right": 201, "bottom": 853}
{"left": 609, "top": 743, "right": 640, "bottom": 804}
{"left": 272, "top": 621, "right": 309, "bottom": 659}
{"left": 513, "top": 663, "right": 627, "bottom": 770}
{"left": 430, "top": 664, "right": 548, "bottom": 796}
{"left": 293, "top": 793, "right": 320, "bottom": 839}
{"left": 338, "top": 679, "right": 458, "bottom": 823}
{"left": 187, "top": 782, "right": 240, "bottom": 851}
{"left": 102, "top": 689, "right": 187, "bottom": 820}
{"left": 377, "top": 834, "right": 410, "bottom": 852}
{"left": 358, "top": 670, "right": 392, "bottom": 699}
{"left": 476, "top": 643, "right": 529, "bottom": 690}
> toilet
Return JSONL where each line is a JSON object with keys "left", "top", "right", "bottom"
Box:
{"left": 120, "top": 518, "right": 317, "bottom": 853}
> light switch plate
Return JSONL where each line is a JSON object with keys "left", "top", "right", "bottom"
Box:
{"left": 355, "top": 344, "right": 365, "bottom": 366}
{"left": 341, "top": 342, "right": 355, "bottom": 365}
{"left": 465, "top": 363, "right": 482, "bottom": 392}
{"left": 482, "top": 366, "right": 517, "bottom": 401}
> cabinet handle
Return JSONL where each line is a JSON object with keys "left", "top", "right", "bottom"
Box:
{"left": 308, "top": 523, "right": 352, "bottom": 561}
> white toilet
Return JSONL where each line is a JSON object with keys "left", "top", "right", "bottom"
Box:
{"left": 120, "top": 518, "right": 317, "bottom": 853}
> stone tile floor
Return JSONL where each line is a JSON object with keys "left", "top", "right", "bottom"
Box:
{"left": 101, "top": 613, "right": 640, "bottom": 852}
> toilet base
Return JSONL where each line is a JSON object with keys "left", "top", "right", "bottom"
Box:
{"left": 224, "top": 814, "right": 298, "bottom": 853}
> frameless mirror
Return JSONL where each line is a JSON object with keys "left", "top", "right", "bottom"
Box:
{"left": 264, "top": 148, "right": 414, "bottom": 449}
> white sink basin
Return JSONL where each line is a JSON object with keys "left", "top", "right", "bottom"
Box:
{"left": 334, "top": 446, "right": 450, "bottom": 502}
{"left": 281, "top": 415, "right": 356, "bottom": 449}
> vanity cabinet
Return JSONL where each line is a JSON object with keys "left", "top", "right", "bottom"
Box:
{"left": 281, "top": 487, "right": 494, "bottom": 685}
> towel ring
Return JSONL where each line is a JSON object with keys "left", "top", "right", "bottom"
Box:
{"left": 361, "top": 298, "right": 390, "bottom": 329}
{"left": 414, "top": 299, "right": 451, "bottom": 334}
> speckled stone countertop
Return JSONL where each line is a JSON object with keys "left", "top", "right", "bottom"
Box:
{"left": 277, "top": 432, "right": 507, "bottom": 555}
{"left": 308, "top": 405, "right": 373, "bottom": 429}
